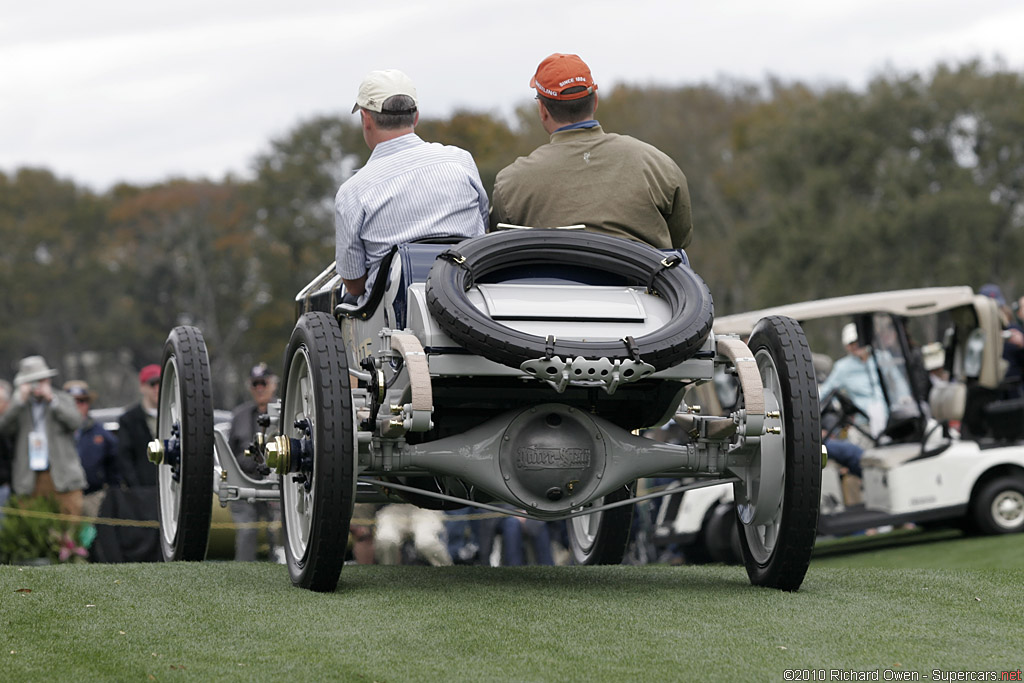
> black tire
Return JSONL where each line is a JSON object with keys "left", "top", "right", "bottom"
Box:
{"left": 426, "top": 230, "right": 714, "bottom": 371}
{"left": 156, "top": 326, "right": 214, "bottom": 562}
{"left": 280, "top": 312, "right": 355, "bottom": 592}
{"left": 971, "top": 476, "right": 1024, "bottom": 534}
{"left": 567, "top": 482, "right": 635, "bottom": 565}
{"left": 706, "top": 502, "right": 743, "bottom": 565}
{"left": 736, "top": 316, "right": 821, "bottom": 591}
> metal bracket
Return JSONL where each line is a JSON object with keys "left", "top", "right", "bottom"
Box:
{"left": 715, "top": 337, "right": 765, "bottom": 437}
{"left": 520, "top": 355, "right": 656, "bottom": 395}
{"left": 386, "top": 331, "right": 434, "bottom": 432}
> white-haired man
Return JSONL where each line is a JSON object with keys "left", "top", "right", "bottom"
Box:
{"left": 335, "top": 69, "right": 488, "bottom": 304}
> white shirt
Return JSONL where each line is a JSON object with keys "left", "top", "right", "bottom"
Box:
{"left": 334, "top": 133, "right": 488, "bottom": 296}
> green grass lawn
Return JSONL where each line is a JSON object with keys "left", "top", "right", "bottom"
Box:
{"left": 812, "top": 527, "right": 1024, "bottom": 568}
{"left": 4, "top": 533, "right": 1024, "bottom": 683}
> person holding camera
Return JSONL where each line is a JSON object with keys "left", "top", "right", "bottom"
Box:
{"left": 0, "top": 356, "right": 86, "bottom": 516}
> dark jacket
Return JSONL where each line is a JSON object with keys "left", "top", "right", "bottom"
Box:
{"left": 229, "top": 400, "right": 260, "bottom": 476}
{"left": 117, "top": 403, "right": 156, "bottom": 488}
{"left": 0, "top": 431, "right": 12, "bottom": 487}
{"left": 76, "top": 418, "right": 120, "bottom": 494}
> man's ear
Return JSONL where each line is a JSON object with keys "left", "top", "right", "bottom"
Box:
{"left": 537, "top": 99, "right": 550, "bottom": 124}
{"left": 413, "top": 111, "right": 419, "bottom": 127}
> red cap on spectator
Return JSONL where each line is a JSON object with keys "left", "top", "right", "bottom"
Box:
{"left": 139, "top": 364, "right": 161, "bottom": 384}
{"left": 530, "top": 53, "right": 597, "bottom": 101}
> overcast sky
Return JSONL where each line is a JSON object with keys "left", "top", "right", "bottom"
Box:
{"left": 2, "top": 0, "right": 1022, "bottom": 191}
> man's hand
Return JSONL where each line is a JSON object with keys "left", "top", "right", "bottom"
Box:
{"left": 342, "top": 273, "right": 368, "bottom": 298}
{"left": 32, "top": 382, "right": 53, "bottom": 402}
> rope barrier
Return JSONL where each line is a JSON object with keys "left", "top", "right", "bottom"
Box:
{"left": 0, "top": 482, "right": 675, "bottom": 531}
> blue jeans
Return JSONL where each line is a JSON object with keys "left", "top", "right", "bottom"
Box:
{"left": 825, "top": 438, "right": 864, "bottom": 477}
{"left": 501, "top": 516, "right": 554, "bottom": 566}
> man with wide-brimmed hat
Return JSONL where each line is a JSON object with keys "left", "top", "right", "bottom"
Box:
{"left": 64, "top": 380, "right": 119, "bottom": 520}
{"left": 0, "top": 355, "right": 86, "bottom": 516}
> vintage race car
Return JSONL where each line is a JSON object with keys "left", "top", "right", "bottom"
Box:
{"left": 146, "top": 229, "right": 823, "bottom": 592}
{"left": 658, "top": 287, "right": 1024, "bottom": 558}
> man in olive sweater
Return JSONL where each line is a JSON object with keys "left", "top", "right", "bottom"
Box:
{"left": 490, "top": 53, "right": 692, "bottom": 251}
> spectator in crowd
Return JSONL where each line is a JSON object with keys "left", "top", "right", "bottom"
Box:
{"left": 349, "top": 504, "right": 376, "bottom": 565}
{"left": 498, "top": 514, "right": 555, "bottom": 566}
{"left": 0, "top": 379, "right": 15, "bottom": 512}
{"left": 445, "top": 507, "right": 482, "bottom": 565}
{"left": 64, "top": 380, "right": 119, "bottom": 520}
{"left": 819, "top": 323, "right": 888, "bottom": 444}
{"left": 0, "top": 356, "right": 85, "bottom": 516}
{"left": 95, "top": 364, "right": 162, "bottom": 563}
{"left": 980, "top": 283, "right": 1024, "bottom": 388}
{"left": 491, "top": 53, "right": 692, "bottom": 251}
{"left": 117, "top": 364, "right": 161, "bottom": 488}
{"left": 374, "top": 503, "right": 452, "bottom": 566}
{"left": 227, "top": 363, "right": 282, "bottom": 563}
{"left": 335, "top": 68, "right": 487, "bottom": 304}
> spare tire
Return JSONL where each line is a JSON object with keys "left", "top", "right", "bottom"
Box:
{"left": 425, "top": 230, "right": 714, "bottom": 371}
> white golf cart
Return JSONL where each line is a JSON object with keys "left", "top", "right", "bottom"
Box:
{"left": 146, "top": 229, "right": 824, "bottom": 591}
{"left": 658, "top": 286, "right": 1024, "bottom": 560}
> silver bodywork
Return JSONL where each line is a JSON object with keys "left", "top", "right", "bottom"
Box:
{"left": 214, "top": 252, "right": 783, "bottom": 524}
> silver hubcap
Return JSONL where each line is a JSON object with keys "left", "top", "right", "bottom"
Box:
{"left": 570, "top": 499, "right": 604, "bottom": 554}
{"left": 157, "top": 358, "right": 181, "bottom": 546}
{"left": 738, "top": 348, "right": 787, "bottom": 564}
{"left": 991, "top": 489, "right": 1024, "bottom": 530}
{"left": 282, "top": 347, "right": 316, "bottom": 561}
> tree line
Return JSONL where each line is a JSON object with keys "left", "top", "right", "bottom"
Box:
{"left": 1, "top": 59, "right": 1021, "bottom": 408}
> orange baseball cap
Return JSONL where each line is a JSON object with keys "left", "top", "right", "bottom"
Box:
{"left": 530, "top": 53, "right": 598, "bottom": 101}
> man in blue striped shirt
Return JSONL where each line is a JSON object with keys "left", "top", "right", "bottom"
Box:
{"left": 335, "top": 69, "right": 488, "bottom": 303}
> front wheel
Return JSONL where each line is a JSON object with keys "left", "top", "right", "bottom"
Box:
{"left": 735, "top": 316, "right": 821, "bottom": 591}
{"left": 971, "top": 476, "right": 1024, "bottom": 534}
{"left": 156, "top": 326, "right": 214, "bottom": 561}
{"left": 279, "top": 312, "right": 355, "bottom": 592}
{"left": 567, "top": 483, "right": 635, "bottom": 565}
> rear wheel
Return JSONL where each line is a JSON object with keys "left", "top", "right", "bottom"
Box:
{"left": 156, "top": 326, "right": 214, "bottom": 561}
{"left": 971, "top": 476, "right": 1024, "bottom": 534}
{"left": 735, "top": 316, "right": 821, "bottom": 591}
{"left": 279, "top": 312, "right": 355, "bottom": 592}
{"left": 567, "top": 483, "right": 635, "bottom": 565}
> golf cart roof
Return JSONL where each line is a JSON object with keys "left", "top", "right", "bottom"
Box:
{"left": 714, "top": 286, "right": 977, "bottom": 335}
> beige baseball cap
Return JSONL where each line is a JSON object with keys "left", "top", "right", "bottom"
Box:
{"left": 352, "top": 69, "right": 418, "bottom": 114}
{"left": 841, "top": 322, "right": 859, "bottom": 346}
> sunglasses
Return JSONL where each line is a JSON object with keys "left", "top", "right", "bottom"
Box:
{"left": 147, "top": 379, "right": 160, "bottom": 387}
{"left": 251, "top": 380, "right": 267, "bottom": 388}
{"left": 74, "top": 397, "right": 91, "bottom": 405}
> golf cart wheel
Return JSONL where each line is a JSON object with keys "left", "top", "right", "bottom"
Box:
{"left": 426, "top": 230, "right": 714, "bottom": 371}
{"left": 971, "top": 476, "right": 1024, "bottom": 534}
{"left": 280, "top": 312, "right": 355, "bottom": 592}
{"left": 736, "top": 316, "right": 821, "bottom": 591}
{"left": 156, "top": 326, "right": 214, "bottom": 562}
{"left": 567, "top": 482, "right": 635, "bottom": 565}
